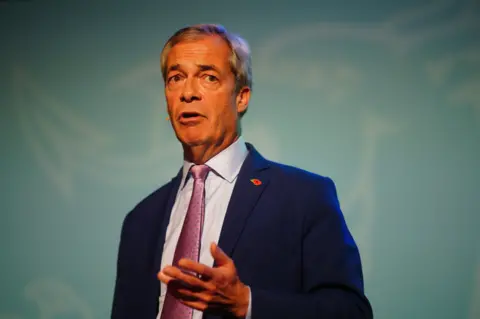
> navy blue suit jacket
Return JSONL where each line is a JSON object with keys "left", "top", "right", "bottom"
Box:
{"left": 111, "top": 144, "right": 373, "bottom": 318}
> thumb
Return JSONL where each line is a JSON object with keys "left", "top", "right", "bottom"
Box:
{"left": 210, "top": 242, "right": 231, "bottom": 266}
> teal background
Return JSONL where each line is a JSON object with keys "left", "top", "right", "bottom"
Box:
{"left": 1, "top": 0, "right": 479, "bottom": 318}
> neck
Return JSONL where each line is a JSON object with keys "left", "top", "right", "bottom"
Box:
{"left": 183, "top": 132, "right": 239, "bottom": 164}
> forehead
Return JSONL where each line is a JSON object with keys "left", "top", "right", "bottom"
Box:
{"left": 166, "top": 35, "right": 231, "bottom": 70}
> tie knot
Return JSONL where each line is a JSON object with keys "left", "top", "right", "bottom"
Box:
{"left": 190, "top": 164, "right": 210, "bottom": 181}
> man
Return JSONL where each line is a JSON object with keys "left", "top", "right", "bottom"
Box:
{"left": 111, "top": 24, "right": 373, "bottom": 319}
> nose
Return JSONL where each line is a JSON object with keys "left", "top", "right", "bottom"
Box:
{"left": 180, "top": 77, "right": 201, "bottom": 103}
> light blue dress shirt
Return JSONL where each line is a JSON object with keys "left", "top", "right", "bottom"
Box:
{"left": 157, "top": 136, "right": 252, "bottom": 319}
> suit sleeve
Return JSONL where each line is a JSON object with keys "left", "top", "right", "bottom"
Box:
{"left": 250, "top": 177, "right": 373, "bottom": 319}
{"left": 111, "top": 211, "right": 133, "bottom": 319}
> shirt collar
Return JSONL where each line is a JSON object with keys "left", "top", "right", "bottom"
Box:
{"left": 180, "top": 136, "right": 249, "bottom": 188}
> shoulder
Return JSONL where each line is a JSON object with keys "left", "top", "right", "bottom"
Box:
{"left": 266, "top": 161, "right": 347, "bottom": 233}
{"left": 267, "top": 160, "right": 337, "bottom": 194}
{"left": 264, "top": 159, "right": 342, "bottom": 216}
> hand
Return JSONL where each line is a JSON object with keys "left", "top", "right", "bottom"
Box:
{"left": 158, "top": 242, "right": 250, "bottom": 318}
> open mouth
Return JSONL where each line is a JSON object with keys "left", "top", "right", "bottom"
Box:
{"left": 180, "top": 111, "right": 202, "bottom": 119}
{"left": 178, "top": 111, "right": 204, "bottom": 124}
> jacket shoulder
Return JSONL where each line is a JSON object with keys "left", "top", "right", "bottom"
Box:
{"left": 267, "top": 160, "right": 335, "bottom": 188}
{"left": 265, "top": 159, "right": 340, "bottom": 207}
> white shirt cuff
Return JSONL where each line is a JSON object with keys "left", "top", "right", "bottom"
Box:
{"left": 245, "top": 286, "right": 252, "bottom": 319}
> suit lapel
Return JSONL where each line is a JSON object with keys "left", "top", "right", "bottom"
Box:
{"left": 217, "top": 144, "right": 271, "bottom": 257}
{"left": 153, "top": 168, "right": 183, "bottom": 272}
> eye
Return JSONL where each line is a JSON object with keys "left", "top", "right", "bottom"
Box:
{"left": 203, "top": 74, "right": 218, "bottom": 82}
{"left": 168, "top": 74, "right": 182, "bottom": 83}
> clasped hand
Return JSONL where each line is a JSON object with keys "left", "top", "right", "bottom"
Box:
{"left": 158, "top": 242, "right": 250, "bottom": 318}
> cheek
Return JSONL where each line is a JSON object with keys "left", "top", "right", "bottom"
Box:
{"left": 165, "top": 95, "right": 178, "bottom": 115}
{"left": 210, "top": 102, "right": 238, "bottom": 133}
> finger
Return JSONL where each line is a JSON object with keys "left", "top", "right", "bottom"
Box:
{"left": 178, "top": 259, "right": 215, "bottom": 280}
{"left": 210, "top": 242, "right": 231, "bottom": 267}
{"left": 163, "top": 266, "right": 216, "bottom": 291}
{"left": 168, "top": 281, "right": 201, "bottom": 302}
{"left": 177, "top": 288, "right": 234, "bottom": 306}
{"left": 177, "top": 288, "right": 217, "bottom": 303}
{"left": 157, "top": 270, "right": 175, "bottom": 285}
{"left": 167, "top": 280, "right": 205, "bottom": 301}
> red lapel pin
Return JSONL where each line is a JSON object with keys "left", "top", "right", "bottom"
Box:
{"left": 250, "top": 178, "right": 262, "bottom": 186}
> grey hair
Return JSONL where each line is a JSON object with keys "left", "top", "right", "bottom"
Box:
{"left": 160, "top": 24, "right": 252, "bottom": 93}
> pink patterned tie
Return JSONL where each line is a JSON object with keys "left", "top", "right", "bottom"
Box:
{"left": 160, "top": 164, "right": 210, "bottom": 319}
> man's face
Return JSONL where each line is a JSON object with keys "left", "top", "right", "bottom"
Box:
{"left": 164, "top": 35, "right": 248, "bottom": 148}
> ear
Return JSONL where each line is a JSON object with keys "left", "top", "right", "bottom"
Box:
{"left": 235, "top": 86, "right": 251, "bottom": 115}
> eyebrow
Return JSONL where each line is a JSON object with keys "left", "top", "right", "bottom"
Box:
{"left": 167, "top": 64, "right": 181, "bottom": 74}
{"left": 197, "top": 64, "right": 220, "bottom": 73}
{"left": 166, "top": 64, "right": 221, "bottom": 74}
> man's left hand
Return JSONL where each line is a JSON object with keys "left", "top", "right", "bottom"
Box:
{"left": 158, "top": 242, "right": 250, "bottom": 318}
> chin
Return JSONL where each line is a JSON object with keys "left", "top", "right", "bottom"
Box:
{"left": 178, "top": 134, "right": 209, "bottom": 147}
{"left": 175, "top": 125, "right": 216, "bottom": 147}
{"left": 183, "top": 139, "right": 206, "bottom": 147}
